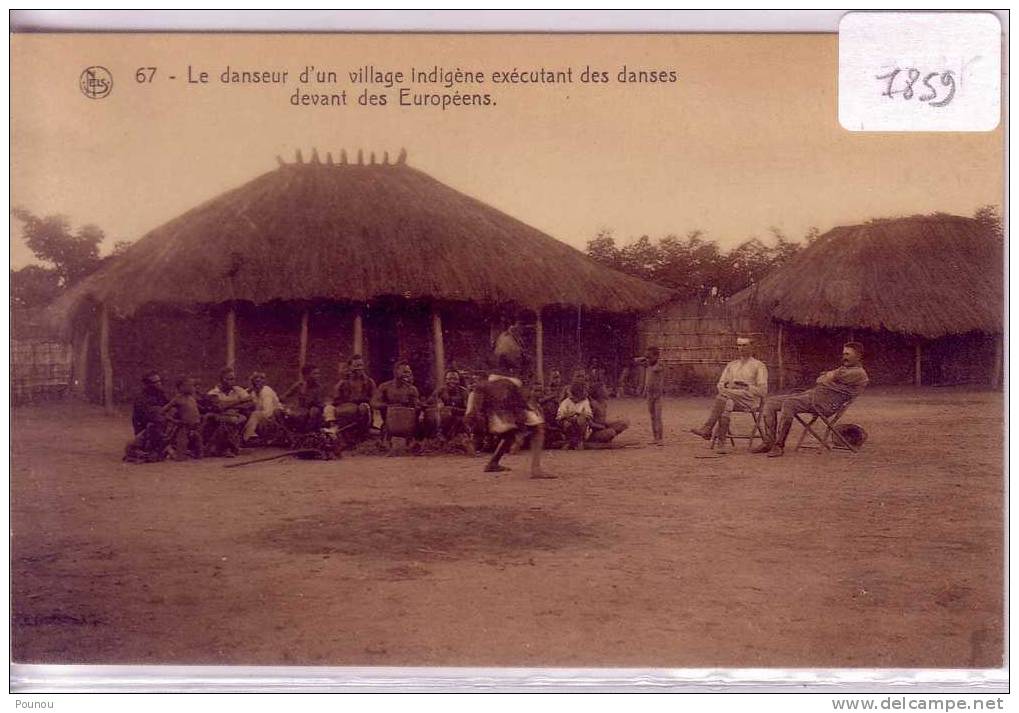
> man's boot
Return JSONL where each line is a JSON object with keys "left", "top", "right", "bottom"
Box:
{"left": 714, "top": 415, "right": 732, "bottom": 454}
{"left": 751, "top": 418, "right": 773, "bottom": 453}
{"left": 691, "top": 398, "right": 725, "bottom": 440}
{"left": 767, "top": 417, "right": 793, "bottom": 457}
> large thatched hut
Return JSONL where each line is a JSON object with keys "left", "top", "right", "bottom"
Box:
{"left": 52, "top": 150, "right": 672, "bottom": 408}
{"left": 639, "top": 214, "right": 1003, "bottom": 392}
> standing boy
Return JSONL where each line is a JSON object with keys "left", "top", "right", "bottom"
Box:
{"left": 635, "top": 346, "right": 665, "bottom": 445}
{"left": 163, "top": 376, "right": 204, "bottom": 460}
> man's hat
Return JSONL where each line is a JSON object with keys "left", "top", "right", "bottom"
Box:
{"left": 834, "top": 423, "right": 868, "bottom": 449}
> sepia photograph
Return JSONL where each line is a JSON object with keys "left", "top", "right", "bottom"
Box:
{"left": 9, "top": 19, "right": 1005, "bottom": 686}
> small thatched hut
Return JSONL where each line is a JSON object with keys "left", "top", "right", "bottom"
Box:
{"left": 52, "top": 150, "right": 673, "bottom": 407}
{"left": 639, "top": 214, "right": 1003, "bottom": 391}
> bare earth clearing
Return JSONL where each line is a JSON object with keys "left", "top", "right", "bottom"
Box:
{"left": 11, "top": 388, "right": 1003, "bottom": 668}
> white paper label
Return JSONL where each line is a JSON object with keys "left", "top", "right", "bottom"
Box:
{"left": 839, "top": 12, "right": 1001, "bottom": 132}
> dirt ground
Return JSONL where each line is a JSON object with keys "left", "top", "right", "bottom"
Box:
{"left": 10, "top": 388, "right": 1003, "bottom": 668}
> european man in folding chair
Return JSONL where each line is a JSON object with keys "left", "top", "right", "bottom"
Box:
{"left": 753, "top": 341, "right": 869, "bottom": 458}
{"left": 690, "top": 336, "right": 768, "bottom": 453}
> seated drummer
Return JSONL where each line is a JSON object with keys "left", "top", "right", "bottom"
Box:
{"left": 431, "top": 369, "right": 469, "bottom": 409}
{"left": 373, "top": 360, "right": 422, "bottom": 431}
{"left": 326, "top": 354, "right": 377, "bottom": 436}
{"left": 430, "top": 369, "right": 469, "bottom": 439}
{"left": 281, "top": 364, "right": 326, "bottom": 433}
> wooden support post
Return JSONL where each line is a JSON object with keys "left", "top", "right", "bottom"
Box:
{"left": 72, "top": 330, "right": 91, "bottom": 399}
{"left": 535, "top": 311, "right": 545, "bottom": 386}
{"left": 431, "top": 308, "right": 446, "bottom": 389}
{"left": 225, "top": 307, "right": 236, "bottom": 369}
{"left": 992, "top": 333, "right": 1003, "bottom": 388}
{"left": 576, "top": 304, "right": 583, "bottom": 364}
{"left": 99, "top": 303, "right": 113, "bottom": 414}
{"left": 353, "top": 310, "right": 364, "bottom": 356}
{"left": 914, "top": 342, "right": 923, "bottom": 386}
{"left": 777, "top": 322, "right": 785, "bottom": 391}
{"left": 298, "top": 310, "right": 310, "bottom": 374}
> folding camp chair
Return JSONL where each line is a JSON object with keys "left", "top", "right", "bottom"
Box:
{"left": 793, "top": 397, "right": 860, "bottom": 453}
{"left": 713, "top": 396, "right": 766, "bottom": 451}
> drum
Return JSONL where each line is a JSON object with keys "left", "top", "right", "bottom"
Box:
{"left": 420, "top": 407, "right": 442, "bottom": 439}
{"left": 332, "top": 402, "right": 363, "bottom": 428}
{"left": 385, "top": 406, "right": 419, "bottom": 438}
{"left": 439, "top": 406, "right": 464, "bottom": 432}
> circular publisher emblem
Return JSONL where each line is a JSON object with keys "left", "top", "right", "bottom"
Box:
{"left": 80, "top": 66, "right": 113, "bottom": 99}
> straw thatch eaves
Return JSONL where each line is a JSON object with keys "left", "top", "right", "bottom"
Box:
{"left": 52, "top": 151, "right": 672, "bottom": 325}
{"left": 733, "top": 214, "right": 1002, "bottom": 339}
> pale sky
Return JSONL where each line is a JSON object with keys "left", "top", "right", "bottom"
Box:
{"left": 10, "top": 33, "right": 1003, "bottom": 269}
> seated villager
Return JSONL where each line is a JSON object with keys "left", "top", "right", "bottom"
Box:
{"left": 691, "top": 336, "right": 769, "bottom": 454}
{"left": 544, "top": 369, "right": 563, "bottom": 398}
{"left": 428, "top": 369, "right": 470, "bottom": 439}
{"left": 557, "top": 381, "right": 593, "bottom": 450}
{"left": 558, "top": 368, "right": 589, "bottom": 402}
{"left": 124, "top": 370, "right": 170, "bottom": 463}
{"left": 587, "top": 394, "right": 631, "bottom": 446}
{"left": 281, "top": 364, "right": 326, "bottom": 433}
{"left": 205, "top": 366, "right": 255, "bottom": 457}
{"left": 325, "top": 354, "right": 377, "bottom": 439}
{"left": 163, "top": 376, "right": 204, "bottom": 460}
{"left": 586, "top": 361, "right": 613, "bottom": 423}
{"left": 470, "top": 351, "right": 555, "bottom": 479}
{"left": 587, "top": 360, "right": 611, "bottom": 404}
{"left": 535, "top": 370, "right": 564, "bottom": 427}
{"left": 752, "top": 341, "right": 869, "bottom": 458}
{"left": 373, "top": 360, "right": 422, "bottom": 438}
{"left": 242, "top": 371, "right": 284, "bottom": 445}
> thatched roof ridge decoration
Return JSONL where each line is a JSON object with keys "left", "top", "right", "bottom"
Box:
{"left": 51, "top": 158, "right": 673, "bottom": 325}
{"left": 731, "top": 214, "right": 1002, "bottom": 339}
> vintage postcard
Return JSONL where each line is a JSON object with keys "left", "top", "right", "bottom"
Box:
{"left": 9, "top": 18, "right": 1005, "bottom": 688}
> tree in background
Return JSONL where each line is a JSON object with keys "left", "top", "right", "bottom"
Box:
{"left": 10, "top": 208, "right": 109, "bottom": 308}
{"left": 586, "top": 226, "right": 814, "bottom": 300}
{"left": 10, "top": 265, "right": 62, "bottom": 309}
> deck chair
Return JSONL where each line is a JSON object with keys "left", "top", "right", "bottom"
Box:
{"left": 713, "top": 396, "right": 766, "bottom": 451}
{"left": 793, "top": 397, "right": 860, "bottom": 453}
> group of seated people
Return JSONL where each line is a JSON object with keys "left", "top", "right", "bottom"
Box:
{"left": 537, "top": 366, "right": 630, "bottom": 449}
{"left": 125, "top": 353, "right": 631, "bottom": 463}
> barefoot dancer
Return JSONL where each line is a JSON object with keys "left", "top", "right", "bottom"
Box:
{"left": 472, "top": 314, "right": 556, "bottom": 479}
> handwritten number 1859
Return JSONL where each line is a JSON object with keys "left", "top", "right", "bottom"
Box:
{"left": 876, "top": 68, "right": 956, "bottom": 108}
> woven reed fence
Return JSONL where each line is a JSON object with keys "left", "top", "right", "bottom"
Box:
{"left": 635, "top": 299, "right": 788, "bottom": 395}
{"left": 11, "top": 339, "right": 72, "bottom": 404}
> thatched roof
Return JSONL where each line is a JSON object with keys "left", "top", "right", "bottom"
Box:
{"left": 731, "top": 214, "right": 1003, "bottom": 338}
{"left": 50, "top": 155, "right": 672, "bottom": 325}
